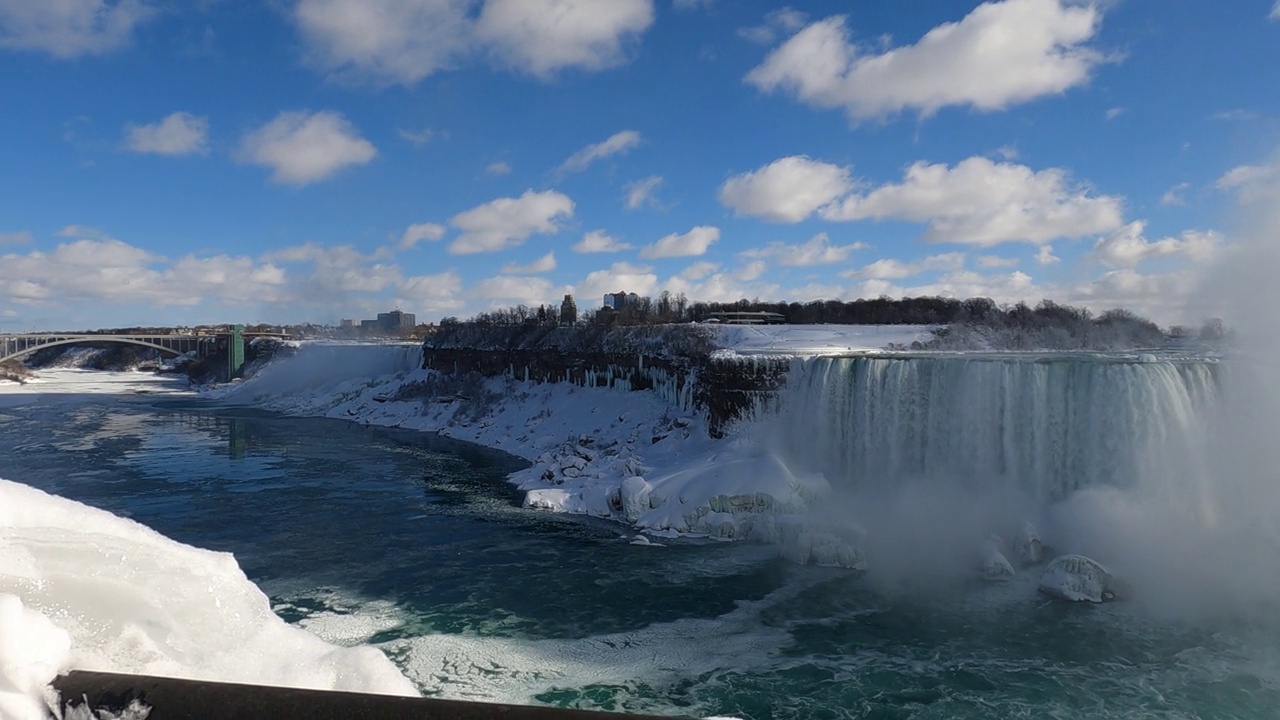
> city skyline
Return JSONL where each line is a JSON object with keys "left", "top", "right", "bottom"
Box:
{"left": 1, "top": 1, "right": 1278, "bottom": 330}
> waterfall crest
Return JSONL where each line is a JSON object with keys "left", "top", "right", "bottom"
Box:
{"left": 774, "top": 355, "right": 1221, "bottom": 504}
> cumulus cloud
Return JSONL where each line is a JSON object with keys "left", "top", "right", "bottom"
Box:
{"left": 745, "top": 0, "right": 1106, "bottom": 120}
{"left": 448, "top": 189, "right": 574, "bottom": 254}
{"left": 639, "top": 225, "right": 719, "bottom": 259}
{"left": 1217, "top": 158, "right": 1280, "bottom": 204}
{"left": 624, "top": 175, "right": 662, "bottom": 210}
{"left": 1090, "top": 221, "right": 1222, "bottom": 268}
{"left": 573, "top": 229, "right": 632, "bottom": 253}
{"left": 466, "top": 274, "right": 558, "bottom": 306}
{"left": 1161, "top": 182, "right": 1190, "bottom": 206}
{"left": 821, "top": 156, "right": 1125, "bottom": 245}
{"left": 977, "top": 254, "right": 1019, "bottom": 269}
{"left": 0, "top": 0, "right": 158, "bottom": 58}
{"left": 557, "top": 130, "right": 642, "bottom": 175}
{"left": 476, "top": 0, "right": 653, "bottom": 78}
{"left": 124, "top": 112, "right": 209, "bottom": 156}
{"left": 842, "top": 252, "right": 966, "bottom": 280}
{"left": 0, "top": 231, "right": 32, "bottom": 245}
{"left": 718, "top": 156, "right": 853, "bottom": 222}
{"left": 396, "top": 270, "right": 465, "bottom": 312}
{"left": 0, "top": 226, "right": 289, "bottom": 308}
{"left": 293, "top": 0, "right": 654, "bottom": 85}
{"left": 574, "top": 261, "right": 658, "bottom": 302}
{"left": 237, "top": 111, "right": 377, "bottom": 186}
{"left": 739, "top": 232, "right": 866, "bottom": 266}
{"left": 293, "top": 0, "right": 474, "bottom": 85}
{"left": 738, "top": 7, "right": 807, "bottom": 45}
{"left": 398, "top": 222, "right": 446, "bottom": 250}
{"left": 500, "top": 252, "right": 557, "bottom": 274}
{"left": 398, "top": 127, "right": 434, "bottom": 146}
{"left": 1035, "top": 245, "right": 1060, "bottom": 265}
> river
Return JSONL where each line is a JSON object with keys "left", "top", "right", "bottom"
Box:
{"left": 3, "top": 370, "right": 1279, "bottom": 719}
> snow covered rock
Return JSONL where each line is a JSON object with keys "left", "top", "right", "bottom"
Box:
{"left": 1011, "top": 521, "right": 1044, "bottom": 566}
{"left": 981, "top": 535, "right": 1016, "bottom": 581}
{"left": 1038, "top": 555, "right": 1127, "bottom": 603}
{"left": 619, "top": 476, "right": 653, "bottom": 523}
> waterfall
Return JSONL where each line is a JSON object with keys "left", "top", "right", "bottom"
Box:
{"left": 775, "top": 355, "right": 1222, "bottom": 505}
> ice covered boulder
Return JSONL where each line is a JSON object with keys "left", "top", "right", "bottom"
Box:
{"left": 981, "top": 536, "right": 1016, "bottom": 582}
{"left": 1038, "top": 555, "right": 1127, "bottom": 603}
{"left": 619, "top": 476, "right": 653, "bottom": 523}
{"left": 1011, "top": 521, "right": 1044, "bottom": 566}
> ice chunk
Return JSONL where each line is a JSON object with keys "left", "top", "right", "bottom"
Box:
{"left": 1038, "top": 554, "right": 1124, "bottom": 603}
{"left": 1011, "top": 521, "right": 1043, "bottom": 566}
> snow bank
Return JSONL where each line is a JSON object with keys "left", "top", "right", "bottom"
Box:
{"left": 709, "top": 324, "right": 934, "bottom": 356}
{"left": 0, "top": 478, "right": 418, "bottom": 719}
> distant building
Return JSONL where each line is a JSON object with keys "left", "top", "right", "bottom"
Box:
{"left": 376, "top": 310, "right": 415, "bottom": 332}
{"left": 603, "top": 291, "right": 640, "bottom": 310}
{"left": 705, "top": 311, "right": 786, "bottom": 325}
{"left": 339, "top": 319, "right": 357, "bottom": 329}
{"left": 560, "top": 295, "right": 577, "bottom": 325}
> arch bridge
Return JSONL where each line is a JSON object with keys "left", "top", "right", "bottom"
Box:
{"left": 0, "top": 333, "right": 220, "bottom": 364}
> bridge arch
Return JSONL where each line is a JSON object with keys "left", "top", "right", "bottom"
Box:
{"left": 0, "top": 337, "right": 203, "bottom": 364}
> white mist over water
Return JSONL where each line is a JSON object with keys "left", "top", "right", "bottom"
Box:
{"left": 761, "top": 352, "right": 1280, "bottom": 617}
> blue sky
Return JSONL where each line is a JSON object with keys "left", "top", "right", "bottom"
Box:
{"left": 1, "top": 0, "right": 1278, "bottom": 330}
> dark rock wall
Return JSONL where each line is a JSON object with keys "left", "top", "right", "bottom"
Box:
{"left": 422, "top": 348, "right": 791, "bottom": 437}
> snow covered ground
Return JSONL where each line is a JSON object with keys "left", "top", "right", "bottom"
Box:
{"left": 708, "top": 323, "right": 933, "bottom": 356}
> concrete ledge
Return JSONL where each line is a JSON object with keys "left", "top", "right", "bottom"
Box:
{"left": 53, "top": 671, "right": 683, "bottom": 720}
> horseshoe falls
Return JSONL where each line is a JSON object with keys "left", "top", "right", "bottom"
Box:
{"left": 773, "top": 355, "right": 1221, "bottom": 503}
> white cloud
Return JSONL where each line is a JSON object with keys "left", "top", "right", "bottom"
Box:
{"left": 237, "top": 111, "right": 377, "bottom": 186}
{"left": 624, "top": 175, "right": 663, "bottom": 210}
{"left": 1160, "top": 182, "right": 1190, "bottom": 206}
{"left": 739, "top": 232, "right": 865, "bottom": 266}
{"left": 398, "top": 127, "right": 434, "bottom": 146}
{"left": 263, "top": 242, "right": 401, "bottom": 294}
{"left": 977, "top": 255, "right": 1019, "bottom": 269}
{"left": 745, "top": 0, "right": 1106, "bottom": 120}
{"left": 476, "top": 0, "right": 654, "bottom": 79}
{"left": 466, "top": 274, "right": 558, "bottom": 306}
{"left": 718, "top": 156, "right": 853, "bottom": 222}
{"left": 821, "top": 156, "right": 1125, "bottom": 246}
{"left": 673, "top": 0, "right": 714, "bottom": 9}
{"left": 678, "top": 261, "right": 719, "bottom": 281}
{"left": 1035, "top": 245, "right": 1060, "bottom": 265}
{"left": 639, "top": 225, "right": 719, "bottom": 259}
{"left": 1271, "top": 1, "right": 1280, "bottom": 21}
{"left": 124, "top": 112, "right": 209, "bottom": 156}
{"left": 574, "top": 261, "right": 658, "bottom": 303}
{"left": 842, "top": 252, "right": 966, "bottom": 280}
{"left": 500, "top": 252, "right": 557, "bottom": 274}
{"left": 398, "top": 222, "right": 446, "bottom": 250}
{"left": 293, "top": 0, "right": 654, "bottom": 85}
{"left": 1211, "top": 109, "right": 1259, "bottom": 122}
{"left": 557, "top": 130, "right": 642, "bottom": 174}
{"left": 1217, "top": 159, "right": 1280, "bottom": 204}
{"left": 1105, "top": 106, "right": 1125, "bottom": 121}
{"left": 573, "top": 229, "right": 632, "bottom": 253}
{"left": 293, "top": 0, "right": 474, "bottom": 85}
{"left": 448, "top": 189, "right": 574, "bottom": 254}
{"left": 738, "top": 7, "right": 807, "bottom": 45}
{"left": 1090, "top": 221, "right": 1222, "bottom": 268}
{"left": 396, "top": 270, "right": 465, "bottom": 312}
{"left": 0, "top": 0, "right": 157, "bottom": 58}
{"left": 486, "top": 161, "right": 512, "bottom": 175}
{"left": 734, "top": 260, "right": 767, "bottom": 282}
{"left": 0, "top": 231, "right": 32, "bottom": 245}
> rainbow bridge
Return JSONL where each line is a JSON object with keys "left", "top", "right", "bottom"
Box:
{"left": 0, "top": 332, "right": 221, "bottom": 364}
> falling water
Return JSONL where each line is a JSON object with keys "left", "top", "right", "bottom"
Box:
{"left": 776, "top": 354, "right": 1221, "bottom": 504}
